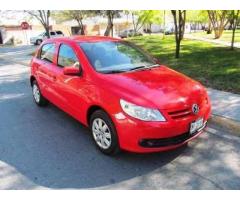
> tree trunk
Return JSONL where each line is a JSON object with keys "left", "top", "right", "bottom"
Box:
{"left": 44, "top": 25, "right": 50, "bottom": 38}
{"left": 230, "top": 10, "right": 240, "bottom": 50}
{"left": 208, "top": 10, "right": 229, "bottom": 39}
{"left": 104, "top": 11, "right": 113, "bottom": 36}
{"left": 175, "top": 39, "right": 180, "bottom": 58}
{"left": 172, "top": 10, "right": 186, "bottom": 58}
{"left": 132, "top": 13, "right": 137, "bottom": 33}
{"left": 207, "top": 21, "right": 212, "bottom": 34}
{"left": 149, "top": 23, "right": 152, "bottom": 35}
{"left": 231, "top": 26, "right": 236, "bottom": 50}
{"left": 76, "top": 19, "right": 85, "bottom": 35}
{"left": 162, "top": 10, "right": 166, "bottom": 39}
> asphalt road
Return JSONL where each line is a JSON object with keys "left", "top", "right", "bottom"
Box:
{"left": 0, "top": 55, "right": 240, "bottom": 189}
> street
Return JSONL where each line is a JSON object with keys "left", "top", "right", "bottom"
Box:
{"left": 0, "top": 47, "right": 240, "bottom": 189}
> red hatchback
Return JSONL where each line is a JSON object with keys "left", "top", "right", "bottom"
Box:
{"left": 30, "top": 36, "right": 211, "bottom": 155}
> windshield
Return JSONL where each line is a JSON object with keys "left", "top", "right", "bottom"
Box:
{"left": 79, "top": 41, "right": 156, "bottom": 73}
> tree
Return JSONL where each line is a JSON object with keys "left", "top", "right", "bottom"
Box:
{"left": 141, "top": 10, "right": 164, "bottom": 33}
{"left": 104, "top": 10, "right": 115, "bottom": 36}
{"left": 92, "top": 10, "right": 121, "bottom": 36}
{"left": 130, "top": 10, "right": 157, "bottom": 33}
{"left": 171, "top": 10, "right": 187, "bottom": 58}
{"left": 207, "top": 10, "right": 230, "bottom": 39}
{"left": 230, "top": 10, "right": 240, "bottom": 50}
{"left": 25, "top": 10, "right": 51, "bottom": 38}
{"left": 53, "top": 10, "right": 90, "bottom": 35}
{"left": 186, "top": 10, "right": 209, "bottom": 32}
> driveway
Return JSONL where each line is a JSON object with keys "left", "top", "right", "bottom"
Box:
{"left": 0, "top": 47, "right": 240, "bottom": 189}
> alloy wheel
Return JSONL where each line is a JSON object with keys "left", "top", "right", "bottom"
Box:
{"left": 92, "top": 118, "right": 112, "bottom": 149}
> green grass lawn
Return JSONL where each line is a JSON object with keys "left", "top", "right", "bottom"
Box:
{"left": 190, "top": 30, "right": 240, "bottom": 43}
{"left": 128, "top": 35, "right": 240, "bottom": 94}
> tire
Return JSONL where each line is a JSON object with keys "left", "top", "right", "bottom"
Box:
{"left": 36, "top": 39, "right": 42, "bottom": 45}
{"left": 90, "top": 110, "right": 120, "bottom": 155}
{"left": 32, "top": 80, "right": 48, "bottom": 106}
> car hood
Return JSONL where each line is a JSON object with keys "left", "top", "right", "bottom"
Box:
{"left": 98, "top": 65, "right": 206, "bottom": 110}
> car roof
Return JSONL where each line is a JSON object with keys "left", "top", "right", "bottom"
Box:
{"left": 45, "top": 36, "right": 122, "bottom": 44}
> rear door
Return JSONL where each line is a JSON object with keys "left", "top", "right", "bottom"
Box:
{"left": 35, "top": 43, "right": 58, "bottom": 102}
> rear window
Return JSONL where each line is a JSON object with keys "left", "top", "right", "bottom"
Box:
{"left": 56, "top": 31, "right": 63, "bottom": 35}
{"left": 40, "top": 43, "right": 55, "bottom": 63}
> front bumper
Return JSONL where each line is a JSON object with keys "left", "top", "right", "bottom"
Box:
{"left": 112, "top": 104, "right": 211, "bottom": 153}
{"left": 139, "top": 121, "right": 207, "bottom": 148}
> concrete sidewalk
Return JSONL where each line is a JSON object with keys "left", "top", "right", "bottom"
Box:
{"left": 208, "top": 88, "right": 240, "bottom": 121}
{"left": 185, "top": 33, "right": 240, "bottom": 48}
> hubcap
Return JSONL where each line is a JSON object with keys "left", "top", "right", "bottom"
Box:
{"left": 33, "top": 84, "right": 40, "bottom": 103}
{"left": 92, "top": 118, "right": 111, "bottom": 149}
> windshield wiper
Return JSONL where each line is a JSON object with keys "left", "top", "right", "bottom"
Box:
{"left": 101, "top": 69, "right": 128, "bottom": 74}
{"left": 129, "top": 64, "right": 160, "bottom": 72}
{"left": 129, "top": 65, "right": 149, "bottom": 71}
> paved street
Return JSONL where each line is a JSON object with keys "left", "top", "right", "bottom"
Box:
{"left": 0, "top": 46, "right": 240, "bottom": 189}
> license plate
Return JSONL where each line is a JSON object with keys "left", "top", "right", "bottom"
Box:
{"left": 190, "top": 118, "right": 204, "bottom": 134}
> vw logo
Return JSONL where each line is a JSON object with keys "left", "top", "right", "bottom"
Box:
{"left": 192, "top": 104, "right": 199, "bottom": 114}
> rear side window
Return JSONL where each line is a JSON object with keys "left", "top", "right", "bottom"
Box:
{"left": 40, "top": 43, "right": 55, "bottom": 63}
{"left": 56, "top": 31, "right": 63, "bottom": 35}
{"left": 50, "top": 32, "right": 56, "bottom": 36}
{"left": 57, "top": 44, "right": 78, "bottom": 67}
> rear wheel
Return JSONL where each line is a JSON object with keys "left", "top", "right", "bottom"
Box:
{"left": 90, "top": 110, "right": 120, "bottom": 155}
{"left": 32, "top": 80, "right": 48, "bottom": 106}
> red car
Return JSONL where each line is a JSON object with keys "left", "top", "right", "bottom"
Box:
{"left": 30, "top": 36, "right": 211, "bottom": 155}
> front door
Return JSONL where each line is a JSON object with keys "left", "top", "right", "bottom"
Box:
{"left": 51, "top": 43, "right": 85, "bottom": 119}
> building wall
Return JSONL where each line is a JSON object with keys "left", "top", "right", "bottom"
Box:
{"left": 0, "top": 21, "right": 135, "bottom": 45}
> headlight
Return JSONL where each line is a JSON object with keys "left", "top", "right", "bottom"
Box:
{"left": 120, "top": 99, "right": 166, "bottom": 122}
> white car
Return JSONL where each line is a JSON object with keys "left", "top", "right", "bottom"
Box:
{"left": 30, "top": 30, "right": 64, "bottom": 45}
{"left": 118, "top": 29, "right": 142, "bottom": 38}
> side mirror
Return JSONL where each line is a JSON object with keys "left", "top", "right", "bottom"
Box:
{"left": 63, "top": 64, "right": 82, "bottom": 76}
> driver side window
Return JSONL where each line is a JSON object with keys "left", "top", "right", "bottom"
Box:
{"left": 57, "top": 44, "right": 79, "bottom": 68}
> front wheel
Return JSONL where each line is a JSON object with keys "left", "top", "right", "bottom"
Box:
{"left": 90, "top": 110, "right": 120, "bottom": 155}
{"left": 32, "top": 80, "right": 48, "bottom": 106}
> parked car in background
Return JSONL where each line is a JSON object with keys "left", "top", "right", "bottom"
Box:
{"left": 164, "top": 27, "right": 174, "bottom": 35}
{"left": 30, "top": 30, "right": 64, "bottom": 45}
{"left": 119, "top": 29, "right": 143, "bottom": 38}
{"left": 30, "top": 36, "right": 211, "bottom": 155}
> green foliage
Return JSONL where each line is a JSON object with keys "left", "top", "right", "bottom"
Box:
{"left": 187, "top": 10, "right": 208, "bottom": 23}
{"left": 52, "top": 10, "right": 90, "bottom": 23}
{"left": 133, "top": 10, "right": 163, "bottom": 25}
{"left": 128, "top": 35, "right": 240, "bottom": 94}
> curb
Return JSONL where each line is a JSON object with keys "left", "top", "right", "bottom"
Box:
{"left": 209, "top": 114, "right": 240, "bottom": 134}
